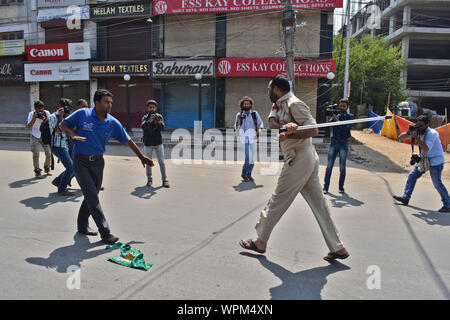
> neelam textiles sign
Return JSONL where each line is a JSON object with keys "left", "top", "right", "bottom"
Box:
{"left": 24, "top": 61, "right": 89, "bottom": 82}
{"left": 153, "top": 0, "right": 343, "bottom": 14}
{"left": 152, "top": 60, "right": 214, "bottom": 77}
{"left": 217, "top": 58, "right": 336, "bottom": 78}
{"left": 26, "top": 43, "right": 91, "bottom": 61}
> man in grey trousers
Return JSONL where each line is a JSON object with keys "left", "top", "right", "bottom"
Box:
{"left": 141, "top": 99, "right": 169, "bottom": 188}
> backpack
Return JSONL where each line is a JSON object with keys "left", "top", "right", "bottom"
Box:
{"left": 39, "top": 118, "right": 52, "bottom": 145}
{"left": 236, "top": 111, "right": 260, "bottom": 137}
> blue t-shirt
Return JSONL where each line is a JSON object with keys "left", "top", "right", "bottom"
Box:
{"left": 330, "top": 113, "right": 354, "bottom": 141}
{"left": 62, "top": 107, "right": 131, "bottom": 156}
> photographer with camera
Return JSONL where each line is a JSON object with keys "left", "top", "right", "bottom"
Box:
{"left": 234, "top": 96, "right": 264, "bottom": 182}
{"left": 48, "top": 98, "right": 74, "bottom": 196}
{"left": 393, "top": 115, "right": 450, "bottom": 212}
{"left": 323, "top": 98, "right": 354, "bottom": 194}
{"left": 26, "top": 100, "right": 52, "bottom": 178}
{"left": 141, "top": 99, "right": 169, "bottom": 188}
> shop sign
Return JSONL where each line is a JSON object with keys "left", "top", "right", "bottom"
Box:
{"left": 217, "top": 58, "right": 336, "bottom": 78}
{"left": 90, "top": 61, "right": 151, "bottom": 76}
{"left": 26, "top": 43, "right": 91, "bottom": 61}
{"left": 153, "top": 0, "right": 343, "bottom": 15}
{"left": 152, "top": 60, "right": 214, "bottom": 77}
{"left": 24, "top": 61, "right": 89, "bottom": 82}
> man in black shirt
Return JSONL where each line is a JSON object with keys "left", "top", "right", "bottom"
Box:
{"left": 141, "top": 100, "right": 169, "bottom": 188}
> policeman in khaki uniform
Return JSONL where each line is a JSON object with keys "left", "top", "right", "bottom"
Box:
{"left": 240, "top": 75, "right": 349, "bottom": 261}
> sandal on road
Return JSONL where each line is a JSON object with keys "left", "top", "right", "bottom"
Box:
{"left": 323, "top": 251, "right": 349, "bottom": 262}
{"left": 239, "top": 239, "right": 266, "bottom": 254}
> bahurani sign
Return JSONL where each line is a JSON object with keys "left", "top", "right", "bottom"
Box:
{"left": 217, "top": 58, "right": 336, "bottom": 78}
{"left": 153, "top": 0, "right": 343, "bottom": 14}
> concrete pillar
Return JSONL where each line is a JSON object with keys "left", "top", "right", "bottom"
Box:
{"left": 83, "top": 21, "right": 97, "bottom": 58}
{"left": 403, "top": 5, "right": 411, "bottom": 26}
{"left": 400, "top": 68, "right": 407, "bottom": 90}
{"left": 29, "top": 83, "right": 39, "bottom": 111}
{"left": 389, "top": 15, "right": 395, "bottom": 35}
{"left": 37, "top": 23, "right": 45, "bottom": 44}
{"left": 90, "top": 79, "right": 98, "bottom": 107}
{"left": 401, "top": 35, "right": 410, "bottom": 59}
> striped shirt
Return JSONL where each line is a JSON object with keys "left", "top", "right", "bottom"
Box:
{"left": 48, "top": 113, "right": 69, "bottom": 150}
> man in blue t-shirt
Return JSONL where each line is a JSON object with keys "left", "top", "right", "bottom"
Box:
{"left": 323, "top": 98, "right": 354, "bottom": 194}
{"left": 60, "top": 89, "right": 154, "bottom": 244}
{"left": 393, "top": 115, "right": 450, "bottom": 212}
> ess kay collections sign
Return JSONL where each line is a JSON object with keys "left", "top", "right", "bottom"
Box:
{"left": 153, "top": 0, "right": 343, "bottom": 14}
{"left": 217, "top": 58, "right": 336, "bottom": 78}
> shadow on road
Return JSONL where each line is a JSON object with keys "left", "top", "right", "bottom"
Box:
{"left": 232, "top": 181, "right": 264, "bottom": 192}
{"left": 240, "top": 252, "right": 350, "bottom": 300}
{"left": 25, "top": 234, "right": 144, "bottom": 273}
{"left": 409, "top": 205, "right": 450, "bottom": 227}
{"left": 325, "top": 192, "right": 364, "bottom": 208}
{"left": 25, "top": 233, "right": 107, "bottom": 273}
{"left": 19, "top": 190, "right": 82, "bottom": 210}
{"left": 131, "top": 185, "right": 163, "bottom": 199}
{"left": 8, "top": 177, "right": 40, "bottom": 189}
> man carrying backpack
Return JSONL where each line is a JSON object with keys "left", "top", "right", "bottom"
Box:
{"left": 234, "top": 96, "right": 264, "bottom": 182}
{"left": 27, "top": 100, "right": 52, "bottom": 178}
{"left": 48, "top": 98, "right": 74, "bottom": 195}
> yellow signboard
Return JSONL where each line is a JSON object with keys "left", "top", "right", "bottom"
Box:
{"left": 0, "top": 40, "right": 25, "bottom": 56}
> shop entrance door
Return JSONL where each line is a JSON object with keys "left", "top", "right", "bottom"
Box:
{"left": 163, "top": 79, "right": 214, "bottom": 129}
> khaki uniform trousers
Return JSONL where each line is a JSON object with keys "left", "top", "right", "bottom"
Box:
{"left": 30, "top": 135, "right": 51, "bottom": 171}
{"left": 255, "top": 145, "right": 345, "bottom": 253}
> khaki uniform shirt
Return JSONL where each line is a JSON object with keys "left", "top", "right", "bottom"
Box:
{"left": 268, "top": 92, "right": 317, "bottom": 157}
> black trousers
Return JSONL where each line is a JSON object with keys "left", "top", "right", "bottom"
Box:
{"left": 73, "top": 157, "right": 110, "bottom": 237}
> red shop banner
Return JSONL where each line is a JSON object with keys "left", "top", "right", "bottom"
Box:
{"left": 26, "top": 43, "right": 69, "bottom": 61}
{"left": 153, "top": 0, "right": 343, "bottom": 15}
{"left": 217, "top": 58, "right": 336, "bottom": 78}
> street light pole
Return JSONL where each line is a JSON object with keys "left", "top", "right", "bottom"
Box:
{"left": 123, "top": 74, "right": 132, "bottom": 133}
{"left": 59, "top": 76, "right": 64, "bottom": 99}
{"left": 195, "top": 73, "right": 202, "bottom": 122}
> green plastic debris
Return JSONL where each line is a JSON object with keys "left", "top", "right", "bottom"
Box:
{"left": 106, "top": 242, "right": 153, "bottom": 271}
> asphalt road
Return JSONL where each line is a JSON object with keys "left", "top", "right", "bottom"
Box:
{"left": 1, "top": 141, "right": 449, "bottom": 300}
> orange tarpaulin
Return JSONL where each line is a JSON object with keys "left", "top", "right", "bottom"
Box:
{"left": 381, "top": 109, "right": 398, "bottom": 140}
{"left": 435, "top": 123, "right": 450, "bottom": 152}
{"left": 395, "top": 115, "right": 416, "bottom": 144}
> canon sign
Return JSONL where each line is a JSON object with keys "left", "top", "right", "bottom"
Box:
{"left": 30, "top": 48, "right": 65, "bottom": 58}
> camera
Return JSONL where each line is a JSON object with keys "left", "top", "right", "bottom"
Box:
{"left": 410, "top": 154, "right": 421, "bottom": 166}
{"left": 409, "top": 124, "right": 418, "bottom": 133}
{"left": 63, "top": 106, "right": 71, "bottom": 115}
{"left": 36, "top": 111, "right": 45, "bottom": 119}
{"left": 325, "top": 103, "right": 339, "bottom": 117}
{"left": 154, "top": 114, "right": 162, "bottom": 122}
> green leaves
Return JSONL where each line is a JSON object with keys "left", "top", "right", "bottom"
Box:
{"left": 332, "top": 35, "right": 407, "bottom": 114}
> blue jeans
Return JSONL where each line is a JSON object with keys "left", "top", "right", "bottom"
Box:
{"left": 403, "top": 163, "right": 450, "bottom": 208}
{"left": 242, "top": 141, "right": 256, "bottom": 176}
{"left": 51, "top": 146, "right": 73, "bottom": 193}
{"left": 323, "top": 141, "right": 349, "bottom": 191}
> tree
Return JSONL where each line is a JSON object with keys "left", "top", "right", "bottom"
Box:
{"left": 332, "top": 34, "right": 408, "bottom": 115}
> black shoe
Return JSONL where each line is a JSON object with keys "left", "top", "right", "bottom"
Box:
{"left": 339, "top": 188, "right": 345, "bottom": 194}
{"left": 77, "top": 227, "right": 98, "bottom": 236}
{"left": 44, "top": 168, "right": 52, "bottom": 176}
{"left": 438, "top": 207, "right": 450, "bottom": 213}
{"left": 51, "top": 180, "right": 59, "bottom": 187}
{"left": 100, "top": 186, "right": 104, "bottom": 191}
{"left": 323, "top": 188, "right": 328, "bottom": 195}
{"left": 393, "top": 195, "right": 409, "bottom": 205}
{"left": 34, "top": 168, "right": 43, "bottom": 179}
{"left": 101, "top": 234, "right": 119, "bottom": 245}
